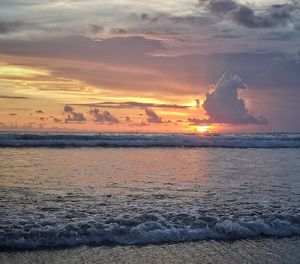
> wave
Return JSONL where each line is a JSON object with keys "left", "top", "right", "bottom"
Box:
{"left": 0, "top": 133, "right": 300, "bottom": 148}
{"left": 0, "top": 213, "right": 299, "bottom": 249}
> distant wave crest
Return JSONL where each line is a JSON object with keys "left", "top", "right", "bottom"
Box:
{"left": 0, "top": 133, "right": 300, "bottom": 148}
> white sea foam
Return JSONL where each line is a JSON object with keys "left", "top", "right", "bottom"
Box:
{"left": 0, "top": 213, "right": 299, "bottom": 249}
{"left": 0, "top": 133, "right": 300, "bottom": 148}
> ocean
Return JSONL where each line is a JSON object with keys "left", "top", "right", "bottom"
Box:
{"left": 0, "top": 132, "right": 299, "bottom": 250}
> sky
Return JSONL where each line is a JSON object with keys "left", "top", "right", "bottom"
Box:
{"left": 0, "top": 0, "right": 299, "bottom": 133}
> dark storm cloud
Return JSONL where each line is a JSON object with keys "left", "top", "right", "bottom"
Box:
{"left": 188, "top": 72, "right": 267, "bottom": 125}
{"left": 88, "top": 108, "right": 119, "bottom": 124}
{"left": 145, "top": 108, "right": 163, "bottom": 123}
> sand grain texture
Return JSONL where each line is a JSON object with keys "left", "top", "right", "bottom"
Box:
{"left": 1, "top": 238, "right": 300, "bottom": 264}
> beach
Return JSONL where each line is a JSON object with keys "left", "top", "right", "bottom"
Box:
{"left": 1, "top": 237, "right": 300, "bottom": 264}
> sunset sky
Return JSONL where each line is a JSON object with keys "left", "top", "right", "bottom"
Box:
{"left": 0, "top": 0, "right": 299, "bottom": 133}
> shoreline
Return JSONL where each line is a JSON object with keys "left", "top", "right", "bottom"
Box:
{"left": 1, "top": 237, "right": 299, "bottom": 264}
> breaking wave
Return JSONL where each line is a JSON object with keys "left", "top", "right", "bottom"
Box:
{"left": 0, "top": 132, "right": 300, "bottom": 148}
{"left": 1, "top": 213, "right": 299, "bottom": 249}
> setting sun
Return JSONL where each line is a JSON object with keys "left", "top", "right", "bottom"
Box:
{"left": 196, "top": 125, "right": 210, "bottom": 133}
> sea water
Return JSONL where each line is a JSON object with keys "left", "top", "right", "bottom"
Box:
{"left": 0, "top": 133, "right": 299, "bottom": 249}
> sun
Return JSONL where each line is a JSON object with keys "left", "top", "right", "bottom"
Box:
{"left": 196, "top": 125, "right": 210, "bottom": 133}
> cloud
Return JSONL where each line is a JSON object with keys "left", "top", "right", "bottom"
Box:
{"left": 196, "top": 99, "right": 200, "bottom": 109}
{"left": 64, "top": 105, "right": 86, "bottom": 123}
{"left": 134, "top": 121, "right": 149, "bottom": 127}
{"left": 110, "top": 28, "right": 128, "bottom": 34}
{"left": 261, "top": 31, "right": 300, "bottom": 41}
{"left": 206, "top": 0, "right": 237, "bottom": 13}
{"left": 89, "top": 24, "right": 104, "bottom": 34}
{"left": 140, "top": 13, "right": 159, "bottom": 23}
{"left": 2, "top": 32, "right": 300, "bottom": 94}
{"left": 88, "top": 108, "right": 119, "bottom": 124}
{"left": 0, "top": 0, "right": 299, "bottom": 59}
{"left": 72, "top": 101, "right": 189, "bottom": 109}
{"left": 203, "top": 0, "right": 298, "bottom": 29}
{"left": 189, "top": 72, "right": 267, "bottom": 125}
{"left": 170, "top": 15, "right": 214, "bottom": 27}
{"left": 232, "top": 4, "right": 292, "bottom": 29}
{"left": 145, "top": 108, "right": 163, "bottom": 123}
{"left": 53, "top": 117, "right": 62, "bottom": 123}
{"left": 0, "top": 95, "right": 28, "bottom": 99}
{"left": 65, "top": 113, "right": 86, "bottom": 123}
{"left": 0, "top": 21, "right": 27, "bottom": 34}
{"left": 64, "top": 105, "right": 74, "bottom": 113}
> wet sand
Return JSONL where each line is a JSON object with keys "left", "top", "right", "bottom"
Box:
{"left": 1, "top": 237, "right": 300, "bottom": 264}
